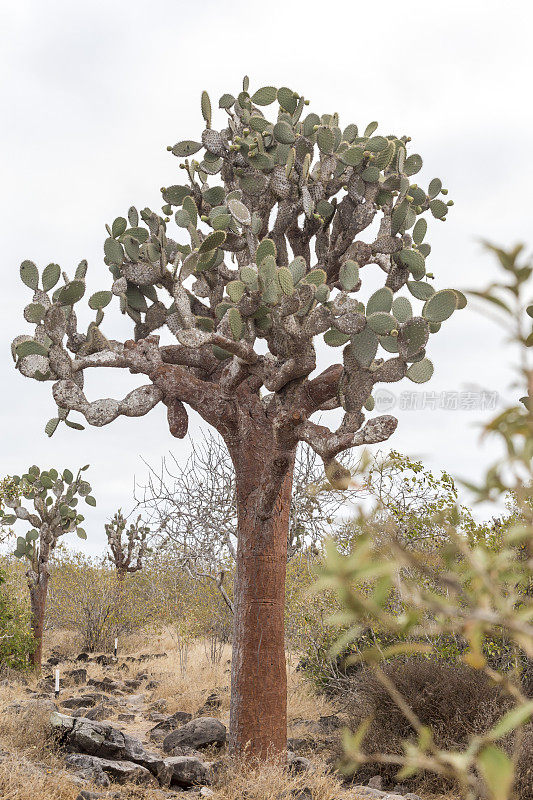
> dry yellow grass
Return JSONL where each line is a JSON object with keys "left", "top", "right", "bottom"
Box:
{"left": 0, "top": 632, "right": 458, "bottom": 799}
{"left": 210, "top": 758, "right": 356, "bottom": 799}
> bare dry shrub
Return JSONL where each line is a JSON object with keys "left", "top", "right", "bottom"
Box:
{"left": 514, "top": 725, "right": 533, "bottom": 800}
{"left": 0, "top": 698, "right": 57, "bottom": 755}
{"left": 338, "top": 659, "right": 514, "bottom": 792}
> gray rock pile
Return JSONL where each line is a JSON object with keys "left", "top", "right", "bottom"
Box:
{"left": 51, "top": 711, "right": 217, "bottom": 790}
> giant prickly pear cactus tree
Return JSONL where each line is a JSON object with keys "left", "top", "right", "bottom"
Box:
{"left": 11, "top": 78, "right": 462, "bottom": 755}
{"left": 105, "top": 510, "right": 150, "bottom": 579}
{"left": 0, "top": 466, "right": 94, "bottom": 670}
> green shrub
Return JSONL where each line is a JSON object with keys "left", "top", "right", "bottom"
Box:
{"left": 0, "top": 569, "right": 34, "bottom": 670}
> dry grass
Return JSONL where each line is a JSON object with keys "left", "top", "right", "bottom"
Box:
{"left": 0, "top": 631, "right": 463, "bottom": 799}
{"left": 148, "top": 640, "right": 232, "bottom": 718}
{"left": 211, "top": 758, "right": 354, "bottom": 799}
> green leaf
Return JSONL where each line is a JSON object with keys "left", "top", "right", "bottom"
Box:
{"left": 324, "top": 329, "right": 350, "bottom": 347}
{"left": 273, "top": 121, "right": 296, "bottom": 145}
{"left": 404, "top": 153, "right": 423, "bottom": 176}
{"left": 429, "top": 198, "right": 448, "bottom": 219}
{"left": 228, "top": 198, "right": 251, "bottom": 226}
{"left": 0, "top": 515, "right": 16, "bottom": 526}
{"left": 201, "top": 90, "right": 211, "bottom": 126}
{"left": 124, "top": 226, "right": 149, "bottom": 243}
{"left": 477, "top": 745, "right": 513, "bottom": 800}
{"left": 256, "top": 238, "right": 276, "bottom": 264}
{"left": 366, "top": 136, "right": 388, "bottom": 152}
{"left": 172, "top": 140, "right": 203, "bottom": 157}
{"left": 111, "top": 217, "right": 127, "bottom": 238}
{"left": 20, "top": 260, "right": 39, "bottom": 290}
{"left": 88, "top": 290, "right": 112, "bottom": 310}
{"left": 198, "top": 230, "right": 226, "bottom": 254}
{"left": 16, "top": 340, "right": 48, "bottom": 358}
{"left": 317, "top": 127, "right": 335, "bottom": 154}
{"left": 42, "top": 263, "right": 61, "bottom": 291}
{"left": 407, "top": 280, "right": 435, "bottom": 301}
{"left": 487, "top": 702, "right": 533, "bottom": 741}
{"left": 361, "top": 166, "right": 380, "bottom": 183}
{"left": 399, "top": 248, "right": 426, "bottom": 277}
{"left": 339, "top": 260, "right": 359, "bottom": 291}
{"left": 228, "top": 307, "right": 244, "bottom": 340}
{"left": 104, "top": 237, "right": 124, "bottom": 265}
{"left": 363, "top": 121, "right": 378, "bottom": 137}
{"left": 251, "top": 86, "right": 277, "bottom": 105}
{"left": 412, "top": 218, "right": 427, "bottom": 244}
{"left": 367, "top": 287, "right": 393, "bottom": 315}
{"left": 428, "top": 177, "right": 442, "bottom": 199}
{"left": 277, "top": 87, "right": 298, "bottom": 114}
{"left": 339, "top": 147, "right": 364, "bottom": 167}
{"left": 58, "top": 280, "right": 86, "bottom": 306}
{"left": 65, "top": 420, "right": 85, "bottom": 430}
{"left": 24, "top": 303, "right": 46, "bottom": 323}
{"left": 76, "top": 528, "right": 87, "bottom": 540}
{"left": 303, "top": 269, "right": 327, "bottom": 286}
{"left": 219, "top": 93, "right": 235, "bottom": 109}
{"left": 85, "top": 496, "right": 96, "bottom": 506}
{"left": 406, "top": 358, "right": 434, "bottom": 383}
{"left": 62, "top": 469, "right": 73, "bottom": 484}
{"left": 423, "top": 289, "right": 457, "bottom": 323}
{"left": 202, "top": 186, "right": 225, "bottom": 206}
{"left": 367, "top": 312, "right": 396, "bottom": 335}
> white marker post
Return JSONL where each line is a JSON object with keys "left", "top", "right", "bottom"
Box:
{"left": 54, "top": 668, "right": 60, "bottom": 699}
{"left": 114, "top": 638, "right": 118, "bottom": 659}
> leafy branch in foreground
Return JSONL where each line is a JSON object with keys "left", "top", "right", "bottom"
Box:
{"left": 319, "top": 243, "right": 533, "bottom": 799}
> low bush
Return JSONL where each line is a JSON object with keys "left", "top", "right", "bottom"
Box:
{"left": 337, "top": 659, "right": 515, "bottom": 792}
{"left": 0, "top": 569, "right": 34, "bottom": 671}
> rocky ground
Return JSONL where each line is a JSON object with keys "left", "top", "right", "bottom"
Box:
{"left": 0, "top": 641, "right": 445, "bottom": 800}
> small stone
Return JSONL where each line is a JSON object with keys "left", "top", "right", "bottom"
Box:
{"left": 196, "top": 692, "right": 222, "bottom": 716}
{"left": 318, "top": 714, "right": 341, "bottom": 731}
{"left": 163, "top": 755, "right": 212, "bottom": 788}
{"left": 65, "top": 668, "right": 87, "bottom": 685}
{"left": 85, "top": 704, "right": 111, "bottom": 721}
{"left": 368, "top": 775, "right": 383, "bottom": 790}
{"left": 287, "top": 754, "right": 311, "bottom": 774}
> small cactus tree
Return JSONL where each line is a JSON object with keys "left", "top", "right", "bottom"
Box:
{"left": 105, "top": 510, "right": 150, "bottom": 579}
{"left": 11, "top": 79, "right": 461, "bottom": 755}
{"left": 0, "top": 466, "right": 94, "bottom": 670}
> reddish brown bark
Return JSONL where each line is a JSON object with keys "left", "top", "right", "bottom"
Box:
{"left": 228, "top": 426, "right": 295, "bottom": 759}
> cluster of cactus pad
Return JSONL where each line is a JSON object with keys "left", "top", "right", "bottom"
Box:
{"left": 0, "top": 466, "right": 93, "bottom": 559}
{"left": 105, "top": 509, "right": 150, "bottom": 574}
{"left": 11, "top": 78, "right": 464, "bottom": 468}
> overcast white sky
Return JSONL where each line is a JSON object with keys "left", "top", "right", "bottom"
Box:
{"left": 1, "top": 0, "right": 532, "bottom": 553}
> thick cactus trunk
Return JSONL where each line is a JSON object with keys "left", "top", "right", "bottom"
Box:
{"left": 228, "top": 429, "right": 295, "bottom": 759}
{"left": 28, "top": 570, "right": 49, "bottom": 672}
